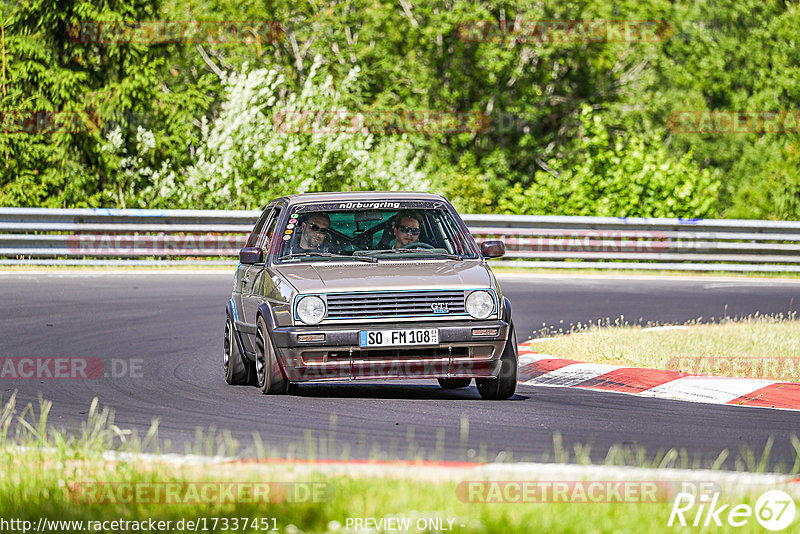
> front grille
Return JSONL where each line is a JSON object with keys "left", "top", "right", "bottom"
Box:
{"left": 326, "top": 290, "right": 466, "bottom": 319}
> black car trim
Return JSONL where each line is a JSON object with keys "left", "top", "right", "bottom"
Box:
{"left": 227, "top": 302, "right": 255, "bottom": 362}
{"left": 269, "top": 319, "right": 509, "bottom": 348}
{"left": 502, "top": 296, "right": 512, "bottom": 324}
{"left": 235, "top": 321, "right": 257, "bottom": 335}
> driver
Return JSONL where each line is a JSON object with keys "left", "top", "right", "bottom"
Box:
{"left": 392, "top": 210, "right": 423, "bottom": 249}
{"left": 293, "top": 212, "right": 331, "bottom": 253}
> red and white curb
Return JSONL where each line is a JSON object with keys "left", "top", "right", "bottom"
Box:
{"left": 516, "top": 343, "right": 800, "bottom": 411}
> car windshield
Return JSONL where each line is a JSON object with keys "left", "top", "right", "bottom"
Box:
{"left": 275, "top": 201, "right": 479, "bottom": 262}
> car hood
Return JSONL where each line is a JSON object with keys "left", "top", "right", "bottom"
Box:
{"left": 273, "top": 260, "right": 492, "bottom": 294}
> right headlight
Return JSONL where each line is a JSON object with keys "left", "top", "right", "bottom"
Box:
{"left": 296, "top": 295, "right": 326, "bottom": 325}
{"left": 466, "top": 290, "right": 494, "bottom": 319}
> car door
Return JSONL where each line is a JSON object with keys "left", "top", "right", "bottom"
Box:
{"left": 233, "top": 209, "right": 270, "bottom": 333}
{"left": 242, "top": 205, "right": 282, "bottom": 337}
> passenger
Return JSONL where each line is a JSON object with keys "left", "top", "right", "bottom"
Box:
{"left": 393, "top": 210, "right": 423, "bottom": 249}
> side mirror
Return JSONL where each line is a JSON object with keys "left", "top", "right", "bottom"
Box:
{"left": 239, "top": 247, "right": 264, "bottom": 264}
{"left": 480, "top": 240, "right": 505, "bottom": 258}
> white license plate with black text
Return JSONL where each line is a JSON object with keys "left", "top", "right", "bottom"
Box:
{"left": 359, "top": 328, "right": 439, "bottom": 347}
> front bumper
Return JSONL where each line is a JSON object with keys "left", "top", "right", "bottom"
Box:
{"left": 271, "top": 320, "right": 510, "bottom": 382}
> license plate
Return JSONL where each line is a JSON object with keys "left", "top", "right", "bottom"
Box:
{"left": 359, "top": 328, "right": 439, "bottom": 347}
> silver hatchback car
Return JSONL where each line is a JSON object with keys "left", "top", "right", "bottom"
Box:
{"left": 224, "top": 192, "right": 517, "bottom": 399}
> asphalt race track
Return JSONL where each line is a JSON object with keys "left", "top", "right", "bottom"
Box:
{"left": 2, "top": 271, "right": 799, "bottom": 468}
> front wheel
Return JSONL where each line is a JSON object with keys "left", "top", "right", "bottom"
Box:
{"left": 255, "top": 316, "right": 289, "bottom": 394}
{"left": 224, "top": 316, "right": 254, "bottom": 385}
{"left": 476, "top": 324, "right": 518, "bottom": 400}
{"left": 438, "top": 378, "right": 471, "bottom": 389}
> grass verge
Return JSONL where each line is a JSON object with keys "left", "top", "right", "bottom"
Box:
{"left": 0, "top": 263, "right": 233, "bottom": 272}
{"left": 1, "top": 449, "right": 787, "bottom": 534}
{"left": 2, "top": 394, "right": 800, "bottom": 533}
{"left": 4, "top": 263, "right": 800, "bottom": 279}
{"left": 490, "top": 265, "right": 800, "bottom": 279}
{"left": 527, "top": 314, "right": 800, "bottom": 382}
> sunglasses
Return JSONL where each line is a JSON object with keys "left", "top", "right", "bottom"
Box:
{"left": 398, "top": 225, "right": 420, "bottom": 235}
{"left": 307, "top": 223, "right": 330, "bottom": 234}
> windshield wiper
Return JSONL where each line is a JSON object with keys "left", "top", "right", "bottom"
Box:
{"left": 280, "top": 252, "right": 378, "bottom": 263}
{"left": 362, "top": 249, "right": 464, "bottom": 260}
{"left": 415, "top": 252, "right": 464, "bottom": 260}
{"left": 359, "top": 249, "right": 407, "bottom": 254}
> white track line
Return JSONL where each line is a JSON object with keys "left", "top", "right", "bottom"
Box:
{"left": 642, "top": 377, "right": 777, "bottom": 404}
{"left": 523, "top": 363, "right": 622, "bottom": 387}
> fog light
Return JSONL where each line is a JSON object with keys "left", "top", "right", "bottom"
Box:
{"left": 298, "top": 334, "right": 326, "bottom": 342}
{"left": 472, "top": 328, "right": 498, "bottom": 336}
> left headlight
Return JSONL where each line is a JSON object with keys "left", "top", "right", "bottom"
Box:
{"left": 466, "top": 290, "right": 494, "bottom": 319}
{"left": 296, "top": 295, "right": 326, "bottom": 325}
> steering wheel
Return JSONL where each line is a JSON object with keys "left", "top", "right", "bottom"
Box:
{"left": 402, "top": 242, "right": 434, "bottom": 249}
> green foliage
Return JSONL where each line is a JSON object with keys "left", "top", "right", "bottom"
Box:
{"left": 427, "top": 152, "right": 495, "bottom": 214}
{"left": 1, "top": 0, "right": 155, "bottom": 205}
{"left": 638, "top": 0, "right": 800, "bottom": 217}
{"left": 725, "top": 143, "right": 800, "bottom": 220}
{"left": 0, "top": 0, "right": 213, "bottom": 207}
{"left": 183, "top": 61, "right": 429, "bottom": 209}
{"left": 1, "top": 0, "right": 798, "bottom": 219}
{"left": 498, "top": 106, "right": 720, "bottom": 217}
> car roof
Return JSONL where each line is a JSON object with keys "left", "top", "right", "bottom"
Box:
{"left": 275, "top": 191, "right": 448, "bottom": 204}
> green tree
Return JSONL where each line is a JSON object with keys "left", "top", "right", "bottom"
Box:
{"left": 726, "top": 142, "right": 800, "bottom": 220}
{"left": 0, "top": 0, "right": 213, "bottom": 207}
{"left": 498, "top": 105, "right": 719, "bottom": 217}
{"left": 184, "top": 61, "right": 429, "bottom": 209}
{"left": 636, "top": 0, "right": 800, "bottom": 216}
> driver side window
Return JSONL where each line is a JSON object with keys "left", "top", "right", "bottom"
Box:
{"left": 245, "top": 211, "right": 270, "bottom": 248}
{"left": 257, "top": 208, "right": 281, "bottom": 252}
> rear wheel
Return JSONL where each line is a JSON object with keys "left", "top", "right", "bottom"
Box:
{"left": 476, "top": 324, "right": 518, "bottom": 400}
{"left": 438, "top": 378, "right": 471, "bottom": 389}
{"left": 255, "top": 316, "right": 288, "bottom": 394}
{"left": 224, "top": 317, "right": 253, "bottom": 385}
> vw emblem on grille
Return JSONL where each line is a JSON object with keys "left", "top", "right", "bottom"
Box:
{"left": 431, "top": 302, "right": 450, "bottom": 314}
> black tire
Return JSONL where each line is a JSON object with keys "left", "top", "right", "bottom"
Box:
{"left": 224, "top": 316, "right": 254, "bottom": 385}
{"left": 476, "top": 324, "right": 518, "bottom": 400}
{"left": 438, "top": 378, "right": 472, "bottom": 389}
{"left": 255, "top": 315, "right": 289, "bottom": 394}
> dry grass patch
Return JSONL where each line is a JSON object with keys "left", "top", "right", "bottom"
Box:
{"left": 530, "top": 314, "right": 800, "bottom": 381}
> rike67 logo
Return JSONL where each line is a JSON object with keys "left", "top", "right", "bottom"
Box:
{"left": 668, "top": 490, "right": 796, "bottom": 531}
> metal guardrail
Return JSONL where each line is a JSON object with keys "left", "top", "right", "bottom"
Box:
{"left": 2, "top": 208, "right": 800, "bottom": 272}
